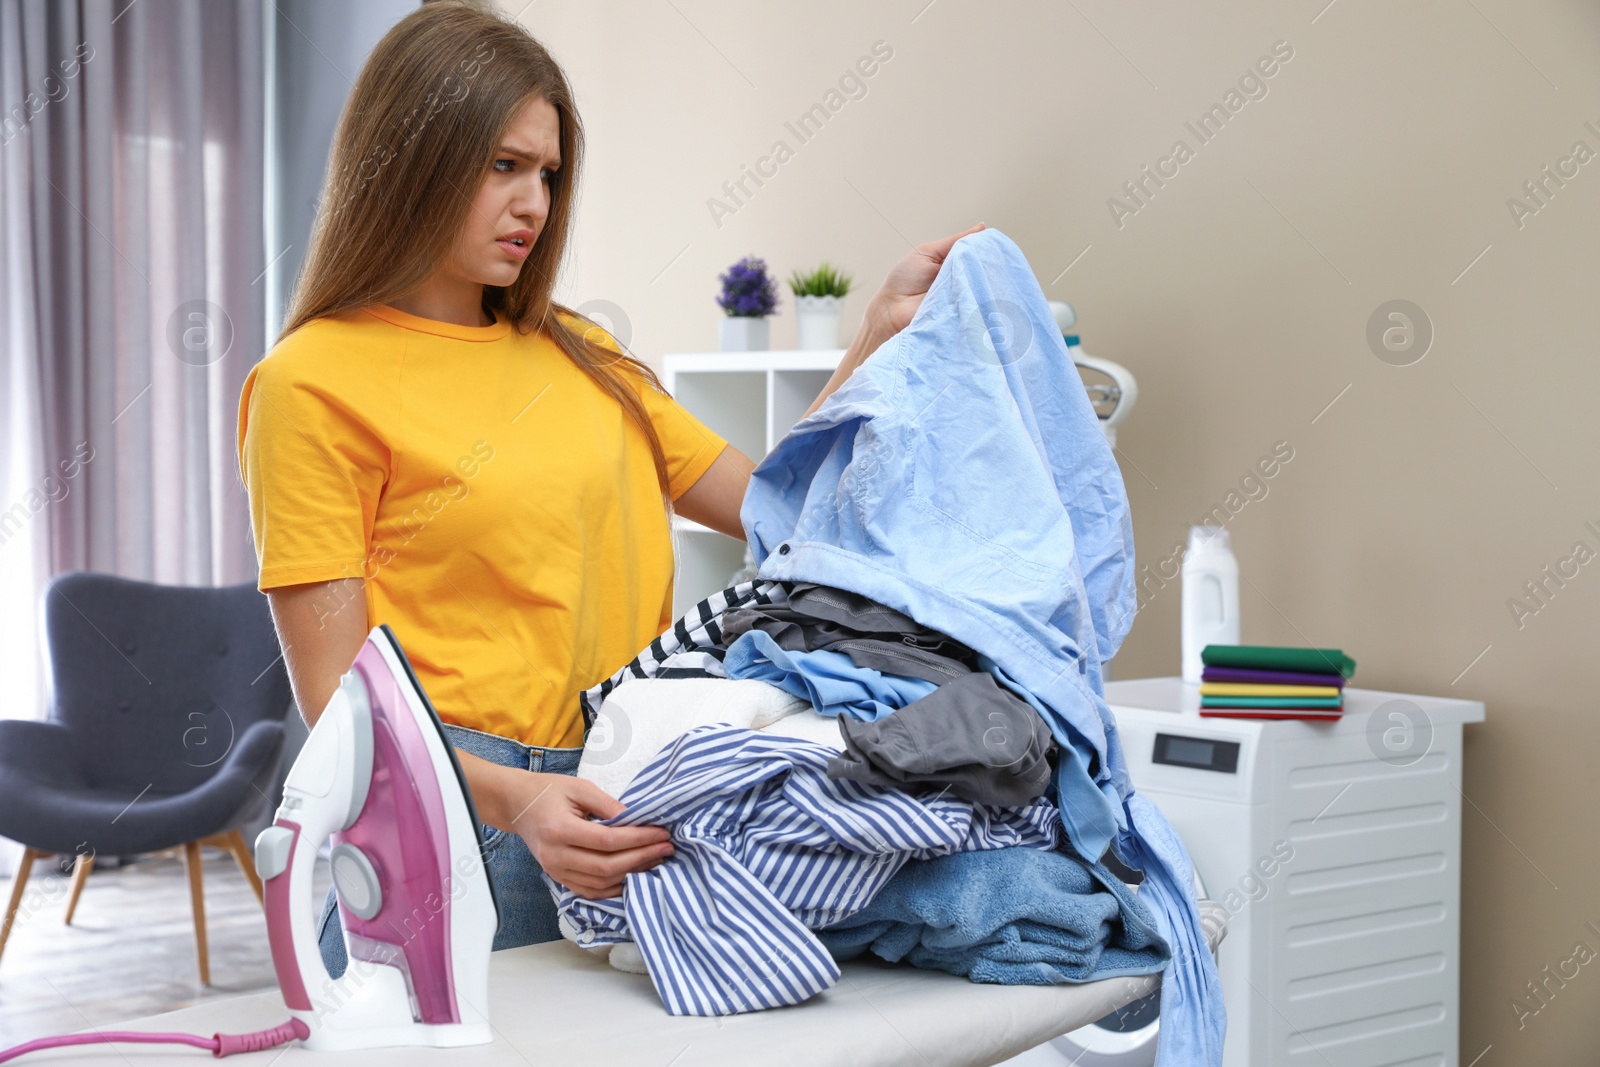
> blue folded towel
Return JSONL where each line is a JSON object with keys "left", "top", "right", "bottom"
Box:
{"left": 817, "top": 845, "right": 1171, "bottom": 985}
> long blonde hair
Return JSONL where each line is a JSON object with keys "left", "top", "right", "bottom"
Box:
{"left": 279, "top": 1, "right": 673, "bottom": 495}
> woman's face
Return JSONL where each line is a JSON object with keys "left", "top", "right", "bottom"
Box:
{"left": 449, "top": 95, "right": 561, "bottom": 289}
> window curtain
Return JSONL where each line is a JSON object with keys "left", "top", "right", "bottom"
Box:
{"left": 0, "top": 0, "right": 267, "bottom": 870}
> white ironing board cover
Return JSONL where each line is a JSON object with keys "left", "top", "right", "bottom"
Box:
{"left": 23, "top": 911, "right": 1224, "bottom": 1067}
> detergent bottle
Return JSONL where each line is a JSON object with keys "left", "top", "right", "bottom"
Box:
{"left": 1181, "top": 525, "right": 1239, "bottom": 683}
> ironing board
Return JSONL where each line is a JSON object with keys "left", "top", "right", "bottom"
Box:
{"left": 20, "top": 912, "right": 1224, "bottom": 1066}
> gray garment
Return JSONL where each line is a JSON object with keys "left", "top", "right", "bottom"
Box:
{"left": 827, "top": 670, "right": 1056, "bottom": 807}
{"left": 720, "top": 584, "right": 978, "bottom": 685}
{"left": 787, "top": 582, "right": 930, "bottom": 635}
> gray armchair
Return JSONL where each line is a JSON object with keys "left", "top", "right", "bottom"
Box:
{"left": 0, "top": 572, "right": 292, "bottom": 984}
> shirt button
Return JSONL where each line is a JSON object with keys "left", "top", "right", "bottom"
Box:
{"left": 778, "top": 543, "right": 791, "bottom": 555}
{"left": 578, "top": 930, "right": 595, "bottom": 945}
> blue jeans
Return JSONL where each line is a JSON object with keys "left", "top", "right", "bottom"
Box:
{"left": 316, "top": 722, "right": 582, "bottom": 978}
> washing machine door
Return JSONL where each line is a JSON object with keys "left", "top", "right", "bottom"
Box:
{"left": 1046, "top": 870, "right": 1209, "bottom": 1067}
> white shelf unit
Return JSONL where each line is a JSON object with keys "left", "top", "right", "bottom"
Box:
{"left": 661, "top": 349, "right": 844, "bottom": 619}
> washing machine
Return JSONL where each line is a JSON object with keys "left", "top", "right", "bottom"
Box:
{"left": 1037, "top": 677, "right": 1482, "bottom": 1067}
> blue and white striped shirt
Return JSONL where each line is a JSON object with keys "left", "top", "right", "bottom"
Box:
{"left": 577, "top": 580, "right": 787, "bottom": 723}
{"left": 548, "top": 723, "right": 1060, "bottom": 1016}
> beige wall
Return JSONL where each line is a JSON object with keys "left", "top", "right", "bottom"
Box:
{"left": 503, "top": 0, "right": 1600, "bottom": 1060}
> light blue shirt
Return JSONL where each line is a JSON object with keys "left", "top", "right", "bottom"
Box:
{"left": 723, "top": 628, "right": 939, "bottom": 720}
{"left": 740, "top": 228, "right": 1225, "bottom": 1066}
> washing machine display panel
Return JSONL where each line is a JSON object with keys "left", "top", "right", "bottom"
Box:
{"left": 1152, "top": 733, "right": 1241, "bottom": 774}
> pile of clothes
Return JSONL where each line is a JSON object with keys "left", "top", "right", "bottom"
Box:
{"left": 549, "top": 228, "right": 1225, "bottom": 1067}
{"left": 555, "top": 583, "right": 1166, "bottom": 1015}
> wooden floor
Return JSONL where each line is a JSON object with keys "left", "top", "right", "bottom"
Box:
{"left": 0, "top": 849, "right": 331, "bottom": 1046}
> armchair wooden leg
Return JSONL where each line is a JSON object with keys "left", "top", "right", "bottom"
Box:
{"left": 180, "top": 841, "right": 210, "bottom": 986}
{"left": 202, "top": 830, "right": 263, "bottom": 906}
{"left": 0, "top": 848, "right": 47, "bottom": 966}
{"left": 63, "top": 851, "right": 93, "bottom": 925}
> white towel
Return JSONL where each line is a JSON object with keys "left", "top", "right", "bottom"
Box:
{"left": 577, "top": 676, "right": 810, "bottom": 800}
{"left": 756, "top": 707, "right": 845, "bottom": 751}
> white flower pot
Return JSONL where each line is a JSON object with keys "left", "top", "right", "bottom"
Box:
{"left": 795, "top": 294, "right": 843, "bottom": 350}
{"left": 719, "top": 315, "right": 770, "bottom": 352}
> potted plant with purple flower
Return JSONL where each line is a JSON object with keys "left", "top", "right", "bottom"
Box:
{"left": 716, "top": 255, "right": 779, "bottom": 351}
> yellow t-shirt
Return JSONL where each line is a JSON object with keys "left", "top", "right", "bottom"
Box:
{"left": 235, "top": 303, "right": 729, "bottom": 748}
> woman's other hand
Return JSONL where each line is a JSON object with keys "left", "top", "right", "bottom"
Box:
{"left": 496, "top": 768, "right": 674, "bottom": 899}
{"left": 866, "top": 222, "right": 987, "bottom": 338}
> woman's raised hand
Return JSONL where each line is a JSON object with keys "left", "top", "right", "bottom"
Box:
{"left": 867, "top": 222, "right": 987, "bottom": 337}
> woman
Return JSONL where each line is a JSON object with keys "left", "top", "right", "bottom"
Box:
{"left": 236, "top": 0, "right": 983, "bottom": 976}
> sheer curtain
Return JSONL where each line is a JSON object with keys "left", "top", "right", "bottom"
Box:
{"left": 0, "top": 0, "right": 50, "bottom": 765}
{"left": 0, "top": 0, "right": 266, "bottom": 873}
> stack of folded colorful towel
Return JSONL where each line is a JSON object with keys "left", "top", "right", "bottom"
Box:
{"left": 1197, "top": 644, "right": 1356, "bottom": 720}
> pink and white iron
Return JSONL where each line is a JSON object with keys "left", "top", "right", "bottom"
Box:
{"left": 0, "top": 626, "right": 497, "bottom": 1064}
{"left": 253, "top": 625, "right": 499, "bottom": 1051}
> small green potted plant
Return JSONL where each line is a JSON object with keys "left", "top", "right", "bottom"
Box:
{"left": 788, "top": 262, "right": 854, "bottom": 350}
{"left": 716, "top": 255, "right": 779, "bottom": 351}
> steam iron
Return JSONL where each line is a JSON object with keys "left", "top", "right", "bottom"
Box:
{"left": 254, "top": 625, "right": 498, "bottom": 1051}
